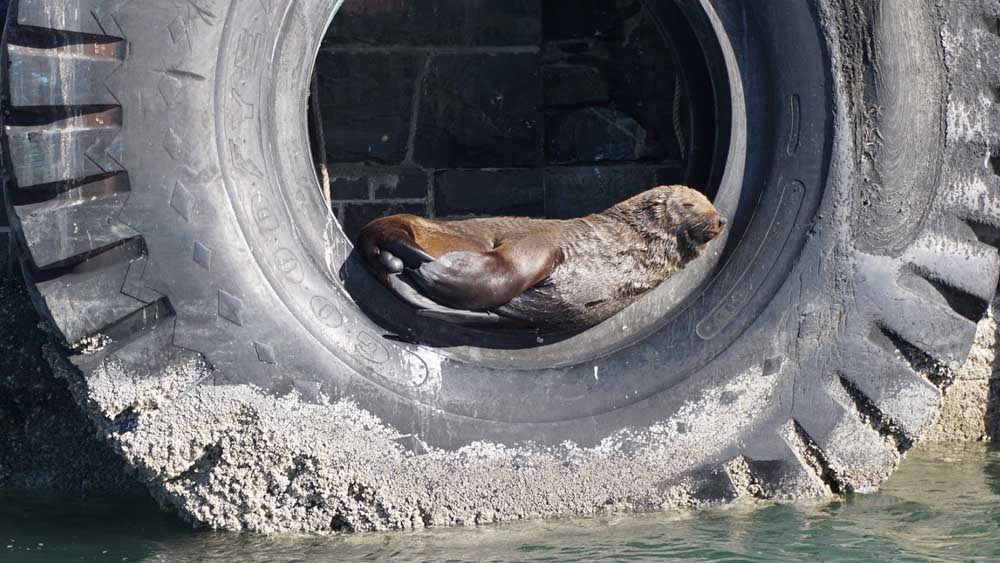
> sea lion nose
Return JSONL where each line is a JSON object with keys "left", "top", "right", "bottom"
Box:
{"left": 718, "top": 216, "right": 727, "bottom": 228}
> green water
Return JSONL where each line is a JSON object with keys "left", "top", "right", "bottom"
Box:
{"left": 3, "top": 443, "right": 1000, "bottom": 562}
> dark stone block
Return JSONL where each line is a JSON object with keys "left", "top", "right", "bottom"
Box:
{"left": 327, "top": 0, "right": 541, "bottom": 46}
{"left": 329, "top": 175, "right": 369, "bottom": 201}
{"left": 544, "top": 165, "right": 660, "bottom": 218}
{"left": 654, "top": 165, "right": 685, "bottom": 187}
{"left": 544, "top": 40, "right": 594, "bottom": 59}
{"left": 314, "top": 51, "right": 423, "bottom": 164}
{"left": 542, "top": 39, "right": 611, "bottom": 67}
{"left": 372, "top": 171, "right": 429, "bottom": 199}
{"left": 543, "top": 64, "right": 609, "bottom": 107}
{"left": 414, "top": 53, "right": 544, "bottom": 168}
{"left": 435, "top": 169, "right": 544, "bottom": 217}
{"left": 547, "top": 107, "right": 663, "bottom": 164}
{"left": 0, "top": 178, "right": 7, "bottom": 228}
{"left": 341, "top": 202, "right": 427, "bottom": 241}
{"left": 542, "top": 0, "right": 640, "bottom": 41}
{"left": 606, "top": 14, "right": 681, "bottom": 159}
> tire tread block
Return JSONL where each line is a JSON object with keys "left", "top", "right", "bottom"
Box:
{"left": 791, "top": 384, "right": 900, "bottom": 492}
{"left": 875, "top": 294, "right": 976, "bottom": 368}
{"left": 105, "top": 315, "right": 202, "bottom": 380}
{"left": 837, "top": 340, "right": 941, "bottom": 441}
{"left": 65, "top": 300, "right": 208, "bottom": 423}
{"left": 15, "top": 190, "right": 138, "bottom": 269}
{"left": 6, "top": 113, "right": 123, "bottom": 187}
{"left": 7, "top": 44, "right": 123, "bottom": 107}
{"left": 857, "top": 254, "right": 978, "bottom": 366}
{"left": 904, "top": 234, "right": 1000, "bottom": 304}
{"left": 745, "top": 430, "right": 833, "bottom": 499}
{"left": 945, "top": 175, "right": 1000, "bottom": 234}
{"left": 33, "top": 250, "right": 149, "bottom": 344}
{"left": 17, "top": 0, "right": 125, "bottom": 37}
{"left": 726, "top": 455, "right": 824, "bottom": 500}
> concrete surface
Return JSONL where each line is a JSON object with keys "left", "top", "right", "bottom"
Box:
{"left": 57, "top": 352, "right": 795, "bottom": 532}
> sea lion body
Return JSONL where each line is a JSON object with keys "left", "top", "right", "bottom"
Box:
{"left": 357, "top": 185, "right": 725, "bottom": 329}
{"left": 498, "top": 213, "right": 681, "bottom": 327}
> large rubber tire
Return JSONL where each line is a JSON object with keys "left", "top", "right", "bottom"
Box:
{"left": 2, "top": 0, "right": 998, "bottom": 532}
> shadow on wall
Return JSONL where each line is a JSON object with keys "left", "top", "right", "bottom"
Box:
{"left": 0, "top": 234, "right": 143, "bottom": 493}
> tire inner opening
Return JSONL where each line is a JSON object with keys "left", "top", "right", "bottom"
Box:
{"left": 305, "top": 0, "right": 733, "bottom": 356}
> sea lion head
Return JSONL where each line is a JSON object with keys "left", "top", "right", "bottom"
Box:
{"left": 615, "top": 185, "right": 726, "bottom": 254}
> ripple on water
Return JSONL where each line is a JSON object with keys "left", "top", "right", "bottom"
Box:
{"left": 4, "top": 443, "right": 1000, "bottom": 562}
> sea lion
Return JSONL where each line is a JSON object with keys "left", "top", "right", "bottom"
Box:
{"left": 357, "top": 185, "right": 726, "bottom": 330}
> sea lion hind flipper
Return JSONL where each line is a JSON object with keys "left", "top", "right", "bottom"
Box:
{"left": 379, "top": 250, "right": 405, "bottom": 273}
{"left": 357, "top": 215, "right": 435, "bottom": 272}
{"left": 381, "top": 237, "right": 436, "bottom": 268}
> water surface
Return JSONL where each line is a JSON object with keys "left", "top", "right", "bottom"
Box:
{"left": 4, "top": 443, "right": 1000, "bottom": 562}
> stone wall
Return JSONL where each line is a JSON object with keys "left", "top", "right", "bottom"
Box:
{"left": 315, "top": 0, "right": 686, "bottom": 239}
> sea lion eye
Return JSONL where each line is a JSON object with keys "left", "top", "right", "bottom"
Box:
{"left": 683, "top": 203, "right": 695, "bottom": 208}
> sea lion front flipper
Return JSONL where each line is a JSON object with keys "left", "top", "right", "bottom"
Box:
{"left": 407, "top": 237, "right": 562, "bottom": 310}
{"left": 376, "top": 239, "right": 433, "bottom": 275}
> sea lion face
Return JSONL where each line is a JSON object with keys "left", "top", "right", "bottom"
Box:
{"left": 672, "top": 187, "right": 726, "bottom": 246}
{"left": 629, "top": 185, "right": 726, "bottom": 250}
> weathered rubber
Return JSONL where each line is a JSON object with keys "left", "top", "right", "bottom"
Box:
{"left": 2, "top": 0, "right": 999, "bottom": 533}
